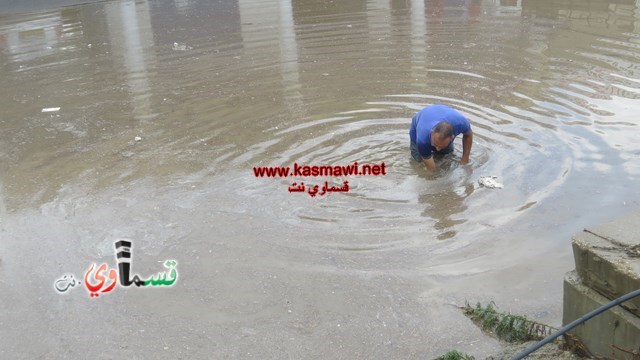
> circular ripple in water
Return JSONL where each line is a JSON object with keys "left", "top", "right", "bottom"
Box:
{"left": 234, "top": 93, "right": 571, "bottom": 251}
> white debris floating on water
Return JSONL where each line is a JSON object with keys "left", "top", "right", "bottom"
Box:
{"left": 478, "top": 176, "right": 504, "bottom": 189}
{"left": 172, "top": 42, "right": 191, "bottom": 51}
{"left": 41, "top": 107, "right": 60, "bottom": 113}
{"left": 134, "top": 136, "right": 142, "bottom": 142}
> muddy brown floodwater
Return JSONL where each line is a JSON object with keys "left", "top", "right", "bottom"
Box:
{"left": 1, "top": 0, "right": 639, "bottom": 358}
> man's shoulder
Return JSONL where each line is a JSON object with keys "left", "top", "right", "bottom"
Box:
{"left": 415, "top": 104, "right": 469, "bottom": 134}
{"left": 419, "top": 103, "right": 450, "bottom": 113}
{"left": 418, "top": 104, "right": 461, "bottom": 118}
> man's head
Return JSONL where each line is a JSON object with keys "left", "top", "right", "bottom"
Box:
{"left": 431, "top": 121, "right": 454, "bottom": 151}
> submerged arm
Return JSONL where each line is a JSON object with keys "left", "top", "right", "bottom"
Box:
{"left": 423, "top": 157, "right": 436, "bottom": 172}
{"left": 460, "top": 130, "right": 473, "bottom": 164}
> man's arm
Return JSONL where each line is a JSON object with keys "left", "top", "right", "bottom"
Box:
{"left": 460, "top": 130, "right": 473, "bottom": 164}
{"left": 423, "top": 157, "right": 436, "bottom": 171}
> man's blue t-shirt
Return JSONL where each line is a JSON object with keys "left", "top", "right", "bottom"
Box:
{"left": 409, "top": 104, "right": 471, "bottom": 159}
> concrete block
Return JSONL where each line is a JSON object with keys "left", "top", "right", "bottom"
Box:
{"left": 572, "top": 212, "right": 640, "bottom": 316}
{"left": 587, "top": 212, "right": 640, "bottom": 249}
{"left": 563, "top": 270, "right": 640, "bottom": 359}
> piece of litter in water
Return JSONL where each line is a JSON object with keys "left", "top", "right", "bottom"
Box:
{"left": 478, "top": 176, "right": 503, "bottom": 189}
{"left": 42, "top": 107, "right": 60, "bottom": 113}
{"left": 134, "top": 136, "right": 142, "bottom": 142}
{"left": 172, "top": 42, "right": 191, "bottom": 51}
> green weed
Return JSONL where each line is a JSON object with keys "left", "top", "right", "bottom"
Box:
{"left": 463, "top": 301, "right": 553, "bottom": 343}
{"left": 435, "top": 350, "right": 475, "bottom": 360}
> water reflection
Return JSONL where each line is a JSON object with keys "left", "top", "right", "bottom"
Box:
{"left": 0, "top": 0, "right": 638, "bottom": 237}
{"left": 523, "top": 0, "right": 640, "bottom": 27}
{"left": 238, "top": 0, "right": 303, "bottom": 118}
{"left": 149, "top": 0, "right": 241, "bottom": 45}
{"left": 0, "top": 14, "right": 62, "bottom": 63}
{"left": 105, "top": 1, "right": 155, "bottom": 122}
{"left": 419, "top": 179, "right": 474, "bottom": 240}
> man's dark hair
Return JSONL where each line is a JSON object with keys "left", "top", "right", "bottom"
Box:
{"left": 433, "top": 121, "right": 454, "bottom": 139}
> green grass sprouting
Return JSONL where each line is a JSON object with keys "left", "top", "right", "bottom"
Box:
{"left": 435, "top": 350, "right": 475, "bottom": 360}
{"left": 463, "top": 301, "right": 553, "bottom": 343}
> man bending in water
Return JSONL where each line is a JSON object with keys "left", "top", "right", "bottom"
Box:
{"left": 409, "top": 104, "right": 473, "bottom": 171}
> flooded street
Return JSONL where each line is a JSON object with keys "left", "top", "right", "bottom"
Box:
{"left": 1, "top": 0, "right": 640, "bottom": 358}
